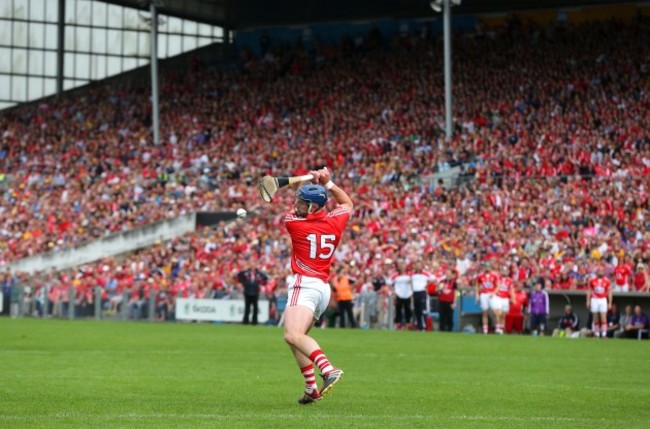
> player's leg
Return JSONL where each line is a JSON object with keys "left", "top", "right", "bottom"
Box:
{"left": 481, "top": 310, "right": 489, "bottom": 333}
{"left": 591, "top": 312, "right": 597, "bottom": 336}
{"left": 284, "top": 281, "right": 342, "bottom": 399}
{"left": 313, "top": 283, "right": 344, "bottom": 396}
{"left": 500, "top": 298, "right": 510, "bottom": 333}
{"left": 285, "top": 305, "right": 322, "bottom": 403}
{"left": 589, "top": 312, "right": 597, "bottom": 337}
{"left": 590, "top": 298, "right": 600, "bottom": 337}
{"left": 599, "top": 311, "right": 607, "bottom": 339}
{"left": 490, "top": 296, "right": 502, "bottom": 333}
{"left": 480, "top": 294, "right": 489, "bottom": 334}
{"left": 599, "top": 298, "right": 608, "bottom": 338}
{"left": 494, "top": 307, "right": 501, "bottom": 333}
{"left": 284, "top": 306, "right": 323, "bottom": 361}
{"left": 287, "top": 318, "right": 321, "bottom": 403}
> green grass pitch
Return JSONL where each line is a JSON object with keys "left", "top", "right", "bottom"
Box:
{"left": 1, "top": 318, "right": 649, "bottom": 428}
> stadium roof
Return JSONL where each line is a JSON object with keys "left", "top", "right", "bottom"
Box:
{"left": 106, "top": 0, "right": 628, "bottom": 29}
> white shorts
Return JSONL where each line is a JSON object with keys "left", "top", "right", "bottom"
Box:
{"left": 492, "top": 296, "right": 510, "bottom": 313}
{"left": 590, "top": 297, "right": 608, "bottom": 313}
{"left": 288, "top": 274, "right": 331, "bottom": 319}
{"left": 613, "top": 284, "right": 629, "bottom": 293}
{"left": 479, "top": 293, "right": 492, "bottom": 311}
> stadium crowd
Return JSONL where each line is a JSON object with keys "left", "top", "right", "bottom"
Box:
{"left": 1, "top": 16, "right": 650, "bottom": 334}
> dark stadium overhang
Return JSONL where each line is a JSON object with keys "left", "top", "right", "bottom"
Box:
{"left": 104, "top": 0, "right": 630, "bottom": 30}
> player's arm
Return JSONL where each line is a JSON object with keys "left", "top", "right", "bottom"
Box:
{"left": 586, "top": 286, "right": 591, "bottom": 308}
{"left": 317, "top": 168, "right": 353, "bottom": 211}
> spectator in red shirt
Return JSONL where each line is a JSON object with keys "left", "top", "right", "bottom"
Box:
{"left": 436, "top": 267, "right": 457, "bottom": 332}
{"left": 613, "top": 257, "right": 633, "bottom": 293}
{"left": 505, "top": 281, "right": 528, "bottom": 335}
{"left": 633, "top": 263, "right": 648, "bottom": 293}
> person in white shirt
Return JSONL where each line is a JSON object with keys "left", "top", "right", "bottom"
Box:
{"left": 411, "top": 262, "right": 436, "bottom": 331}
{"left": 389, "top": 261, "right": 413, "bottom": 330}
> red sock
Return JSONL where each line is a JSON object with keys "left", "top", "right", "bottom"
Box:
{"left": 601, "top": 323, "right": 608, "bottom": 338}
{"left": 309, "top": 349, "right": 335, "bottom": 374}
{"left": 300, "top": 364, "right": 317, "bottom": 393}
{"left": 592, "top": 323, "right": 600, "bottom": 336}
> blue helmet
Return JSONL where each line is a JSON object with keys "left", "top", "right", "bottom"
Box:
{"left": 297, "top": 184, "right": 328, "bottom": 208}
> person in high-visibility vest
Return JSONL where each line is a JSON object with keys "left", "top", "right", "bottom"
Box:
{"left": 331, "top": 268, "right": 356, "bottom": 328}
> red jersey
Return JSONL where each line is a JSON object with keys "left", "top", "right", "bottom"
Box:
{"left": 516, "top": 266, "right": 532, "bottom": 282}
{"left": 556, "top": 278, "right": 573, "bottom": 290}
{"left": 588, "top": 276, "right": 611, "bottom": 299}
{"left": 540, "top": 257, "right": 561, "bottom": 276}
{"left": 496, "top": 276, "right": 514, "bottom": 299}
{"left": 634, "top": 270, "right": 646, "bottom": 291}
{"left": 509, "top": 290, "right": 528, "bottom": 315}
{"left": 438, "top": 278, "right": 456, "bottom": 303}
{"left": 539, "top": 257, "right": 555, "bottom": 270}
{"left": 285, "top": 207, "right": 351, "bottom": 282}
{"left": 477, "top": 272, "right": 499, "bottom": 294}
{"left": 614, "top": 264, "right": 632, "bottom": 286}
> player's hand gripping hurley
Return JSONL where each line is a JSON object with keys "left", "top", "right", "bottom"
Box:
{"left": 258, "top": 173, "right": 315, "bottom": 202}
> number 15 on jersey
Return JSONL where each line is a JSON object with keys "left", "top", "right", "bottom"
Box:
{"left": 306, "top": 233, "right": 336, "bottom": 259}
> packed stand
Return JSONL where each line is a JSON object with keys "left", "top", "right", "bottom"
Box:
{"left": 1, "top": 17, "right": 650, "bottom": 333}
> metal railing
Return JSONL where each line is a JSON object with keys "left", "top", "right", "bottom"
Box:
{"left": 4, "top": 284, "right": 403, "bottom": 330}
{"left": 13, "top": 284, "right": 647, "bottom": 336}
{"left": 7, "top": 285, "right": 165, "bottom": 322}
